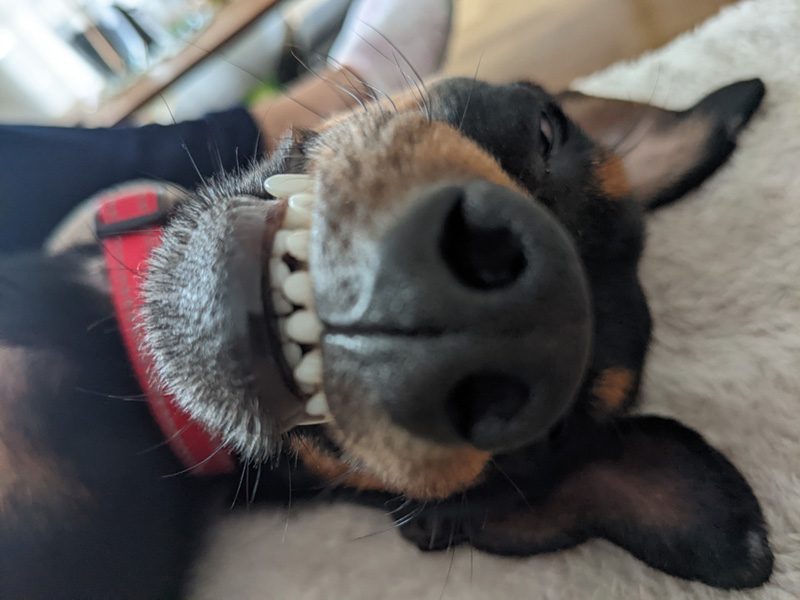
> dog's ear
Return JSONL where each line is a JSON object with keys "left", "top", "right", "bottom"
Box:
{"left": 557, "top": 79, "right": 765, "bottom": 209}
{"left": 470, "top": 416, "right": 773, "bottom": 589}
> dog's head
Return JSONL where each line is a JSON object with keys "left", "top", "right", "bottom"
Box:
{"left": 143, "top": 77, "right": 771, "bottom": 587}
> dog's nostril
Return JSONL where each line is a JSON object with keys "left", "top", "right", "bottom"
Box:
{"left": 439, "top": 197, "right": 527, "bottom": 290}
{"left": 446, "top": 373, "right": 531, "bottom": 449}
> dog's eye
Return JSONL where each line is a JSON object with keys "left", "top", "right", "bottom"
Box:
{"left": 539, "top": 112, "right": 554, "bottom": 159}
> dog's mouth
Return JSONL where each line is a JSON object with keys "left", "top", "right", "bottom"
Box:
{"left": 142, "top": 174, "right": 333, "bottom": 460}
{"left": 261, "top": 173, "right": 331, "bottom": 425}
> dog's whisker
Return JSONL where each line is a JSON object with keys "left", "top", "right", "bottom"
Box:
{"left": 615, "top": 125, "right": 653, "bottom": 160}
{"left": 333, "top": 62, "right": 397, "bottom": 120}
{"left": 391, "top": 49, "right": 431, "bottom": 118}
{"left": 360, "top": 24, "right": 433, "bottom": 120}
{"left": 646, "top": 61, "right": 665, "bottom": 107}
{"left": 158, "top": 94, "right": 205, "bottom": 183}
{"left": 86, "top": 313, "right": 116, "bottom": 332}
{"left": 459, "top": 54, "right": 484, "bottom": 132}
{"left": 383, "top": 494, "right": 405, "bottom": 508}
{"left": 461, "top": 491, "right": 474, "bottom": 586}
{"left": 92, "top": 237, "right": 139, "bottom": 278}
{"left": 439, "top": 523, "right": 459, "bottom": 600}
{"left": 320, "top": 54, "right": 382, "bottom": 105}
{"left": 251, "top": 104, "right": 289, "bottom": 159}
{"left": 231, "top": 458, "right": 249, "bottom": 509}
{"left": 467, "top": 506, "right": 474, "bottom": 585}
{"left": 311, "top": 467, "right": 359, "bottom": 491}
{"left": 74, "top": 386, "right": 147, "bottom": 401}
{"left": 244, "top": 459, "right": 251, "bottom": 510}
{"left": 603, "top": 72, "right": 666, "bottom": 159}
{"left": 136, "top": 422, "right": 193, "bottom": 456}
{"left": 489, "top": 458, "right": 533, "bottom": 510}
{"left": 161, "top": 442, "right": 228, "bottom": 478}
{"left": 125, "top": 174, "right": 193, "bottom": 205}
{"left": 395, "top": 500, "right": 427, "bottom": 526}
{"left": 352, "top": 31, "right": 428, "bottom": 117}
{"left": 212, "top": 136, "right": 226, "bottom": 178}
{"left": 338, "top": 66, "right": 397, "bottom": 114}
{"left": 391, "top": 507, "right": 423, "bottom": 529}
{"left": 289, "top": 50, "right": 369, "bottom": 114}
{"left": 282, "top": 460, "right": 293, "bottom": 543}
{"left": 154, "top": 38, "right": 290, "bottom": 158}
{"left": 347, "top": 501, "right": 426, "bottom": 542}
{"left": 288, "top": 438, "right": 350, "bottom": 494}
{"left": 249, "top": 462, "right": 263, "bottom": 506}
{"left": 385, "top": 497, "right": 414, "bottom": 516}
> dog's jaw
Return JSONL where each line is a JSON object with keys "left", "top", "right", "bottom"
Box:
{"left": 142, "top": 191, "right": 323, "bottom": 462}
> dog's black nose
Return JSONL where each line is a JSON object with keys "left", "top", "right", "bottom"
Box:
{"left": 319, "top": 181, "right": 592, "bottom": 452}
{"left": 445, "top": 372, "right": 532, "bottom": 449}
{"left": 439, "top": 190, "right": 527, "bottom": 291}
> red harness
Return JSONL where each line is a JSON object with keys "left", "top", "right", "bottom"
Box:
{"left": 95, "top": 184, "right": 236, "bottom": 476}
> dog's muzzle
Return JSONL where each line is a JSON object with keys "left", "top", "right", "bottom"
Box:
{"left": 315, "top": 181, "right": 593, "bottom": 453}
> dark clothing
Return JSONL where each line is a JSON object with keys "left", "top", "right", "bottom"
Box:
{"left": 0, "top": 107, "right": 261, "bottom": 253}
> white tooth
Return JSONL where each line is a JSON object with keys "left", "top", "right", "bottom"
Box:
{"left": 285, "top": 310, "right": 323, "bottom": 344}
{"left": 296, "top": 414, "right": 331, "bottom": 426}
{"left": 286, "top": 230, "right": 310, "bottom": 261}
{"left": 282, "top": 341, "right": 302, "bottom": 367}
{"left": 289, "top": 193, "right": 315, "bottom": 211}
{"left": 272, "top": 230, "right": 291, "bottom": 257}
{"left": 283, "top": 203, "right": 312, "bottom": 230}
{"left": 282, "top": 272, "right": 313, "bottom": 307}
{"left": 294, "top": 349, "right": 323, "bottom": 386}
{"left": 305, "top": 391, "right": 332, "bottom": 420}
{"left": 264, "top": 174, "right": 313, "bottom": 198}
{"left": 278, "top": 317, "right": 289, "bottom": 339}
{"left": 272, "top": 291, "right": 293, "bottom": 315}
{"left": 298, "top": 381, "right": 317, "bottom": 395}
{"left": 269, "top": 258, "right": 290, "bottom": 289}
{"left": 296, "top": 393, "right": 333, "bottom": 425}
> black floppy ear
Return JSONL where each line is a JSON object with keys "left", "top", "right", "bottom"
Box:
{"left": 469, "top": 416, "right": 773, "bottom": 589}
{"left": 557, "top": 79, "right": 765, "bottom": 209}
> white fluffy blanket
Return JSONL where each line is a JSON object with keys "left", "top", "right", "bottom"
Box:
{"left": 192, "top": 0, "right": 800, "bottom": 597}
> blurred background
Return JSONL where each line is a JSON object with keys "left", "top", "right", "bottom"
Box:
{"left": 0, "top": 0, "right": 732, "bottom": 126}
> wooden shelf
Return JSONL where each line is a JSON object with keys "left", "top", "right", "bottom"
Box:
{"left": 69, "top": 0, "right": 281, "bottom": 127}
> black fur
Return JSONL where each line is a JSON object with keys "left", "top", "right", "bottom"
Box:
{"left": 0, "top": 250, "right": 219, "bottom": 598}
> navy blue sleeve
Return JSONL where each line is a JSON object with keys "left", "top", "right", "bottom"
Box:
{"left": 0, "top": 106, "right": 262, "bottom": 253}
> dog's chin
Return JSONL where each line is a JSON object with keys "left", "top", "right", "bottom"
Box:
{"left": 142, "top": 191, "right": 325, "bottom": 461}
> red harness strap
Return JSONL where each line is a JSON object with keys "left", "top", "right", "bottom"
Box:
{"left": 95, "top": 184, "right": 236, "bottom": 476}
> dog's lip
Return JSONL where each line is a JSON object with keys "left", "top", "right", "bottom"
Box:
{"left": 227, "top": 196, "right": 315, "bottom": 433}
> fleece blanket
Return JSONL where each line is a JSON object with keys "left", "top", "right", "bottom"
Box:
{"left": 192, "top": 0, "right": 800, "bottom": 597}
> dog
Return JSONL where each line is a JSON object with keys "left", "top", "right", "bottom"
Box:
{"left": 0, "top": 75, "right": 771, "bottom": 598}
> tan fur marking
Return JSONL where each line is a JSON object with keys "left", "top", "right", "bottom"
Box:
{"left": 0, "top": 346, "right": 91, "bottom": 524}
{"left": 591, "top": 366, "right": 635, "bottom": 413}
{"left": 594, "top": 153, "right": 631, "bottom": 200}
{"left": 311, "top": 112, "right": 526, "bottom": 219}
{"left": 293, "top": 431, "right": 489, "bottom": 501}
{"left": 290, "top": 440, "right": 388, "bottom": 493}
